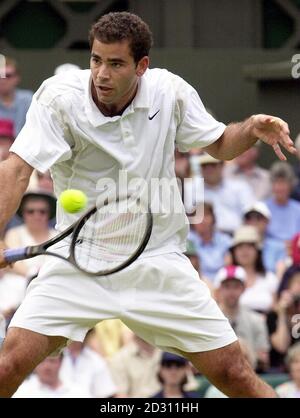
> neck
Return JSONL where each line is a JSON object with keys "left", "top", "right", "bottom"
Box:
{"left": 92, "top": 81, "right": 138, "bottom": 117}
{"left": 220, "top": 303, "right": 239, "bottom": 319}
{"left": 275, "top": 197, "right": 288, "bottom": 206}
{"left": 163, "top": 384, "right": 183, "bottom": 397}
{"left": 43, "top": 379, "right": 61, "bottom": 390}
{"left": 199, "top": 229, "right": 213, "bottom": 243}
{"left": 28, "top": 226, "right": 49, "bottom": 240}
{"left": 0, "top": 91, "right": 15, "bottom": 105}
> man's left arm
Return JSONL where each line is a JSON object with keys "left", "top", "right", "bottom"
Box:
{"left": 204, "top": 114, "right": 297, "bottom": 161}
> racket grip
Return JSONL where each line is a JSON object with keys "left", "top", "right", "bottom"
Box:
{"left": 3, "top": 248, "right": 28, "bottom": 263}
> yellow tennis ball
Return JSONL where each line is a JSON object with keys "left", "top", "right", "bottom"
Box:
{"left": 59, "top": 189, "right": 87, "bottom": 213}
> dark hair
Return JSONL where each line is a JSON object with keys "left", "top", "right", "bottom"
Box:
{"left": 277, "top": 264, "right": 300, "bottom": 297}
{"left": 230, "top": 245, "right": 266, "bottom": 275}
{"left": 89, "top": 12, "right": 153, "bottom": 63}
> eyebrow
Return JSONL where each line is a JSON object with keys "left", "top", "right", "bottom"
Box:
{"left": 91, "top": 53, "right": 126, "bottom": 63}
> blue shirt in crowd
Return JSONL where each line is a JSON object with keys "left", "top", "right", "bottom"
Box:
{"left": 188, "top": 230, "right": 232, "bottom": 281}
{"left": 265, "top": 198, "right": 300, "bottom": 241}
{"left": 0, "top": 89, "right": 33, "bottom": 135}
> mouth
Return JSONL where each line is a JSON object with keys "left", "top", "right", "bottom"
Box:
{"left": 96, "top": 85, "right": 113, "bottom": 94}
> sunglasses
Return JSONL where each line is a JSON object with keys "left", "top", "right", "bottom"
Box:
{"left": 244, "top": 212, "right": 265, "bottom": 221}
{"left": 161, "top": 361, "right": 186, "bottom": 368}
{"left": 24, "top": 208, "right": 49, "bottom": 215}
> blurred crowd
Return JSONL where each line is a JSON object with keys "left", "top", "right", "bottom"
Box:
{"left": 0, "top": 57, "right": 300, "bottom": 398}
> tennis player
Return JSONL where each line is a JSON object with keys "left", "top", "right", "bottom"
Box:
{"left": 0, "top": 12, "right": 296, "bottom": 397}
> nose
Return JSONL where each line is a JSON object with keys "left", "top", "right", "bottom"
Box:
{"left": 96, "top": 63, "right": 110, "bottom": 81}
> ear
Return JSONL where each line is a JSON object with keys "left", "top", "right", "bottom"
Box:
{"left": 136, "top": 56, "right": 149, "bottom": 77}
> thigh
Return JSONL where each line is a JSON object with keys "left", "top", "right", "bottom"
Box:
{"left": 1, "top": 327, "right": 67, "bottom": 376}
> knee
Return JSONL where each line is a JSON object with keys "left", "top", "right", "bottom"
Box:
{"left": 0, "top": 356, "right": 25, "bottom": 397}
{"left": 220, "top": 354, "right": 252, "bottom": 385}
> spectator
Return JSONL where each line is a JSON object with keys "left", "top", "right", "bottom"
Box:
{"left": 191, "top": 153, "right": 254, "bottom": 235}
{"left": 0, "top": 119, "right": 14, "bottom": 161}
{"left": 214, "top": 265, "right": 270, "bottom": 371}
{"left": 108, "top": 335, "right": 162, "bottom": 398}
{"left": 243, "top": 201, "right": 286, "bottom": 272}
{"left": 0, "top": 57, "right": 33, "bottom": 135}
{"left": 267, "top": 266, "right": 300, "bottom": 372}
{"left": 230, "top": 225, "right": 278, "bottom": 313}
{"left": 188, "top": 202, "right": 231, "bottom": 281}
{"left": 184, "top": 238, "right": 214, "bottom": 295}
{"left": 36, "top": 170, "right": 54, "bottom": 194}
{"left": 224, "top": 144, "right": 271, "bottom": 200}
{"left": 0, "top": 313, "right": 5, "bottom": 347}
{"left": 265, "top": 161, "right": 300, "bottom": 242}
{"left": 275, "top": 343, "right": 300, "bottom": 397}
{"left": 60, "top": 331, "right": 117, "bottom": 398}
{"left": 291, "top": 132, "right": 300, "bottom": 202}
{"left": 4, "top": 191, "right": 56, "bottom": 277}
{"left": 13, "top": 354, "right": 89, "bottom": 398}
{"left": 93, "top": 319, "right": 133, "bottom": 358}
{"left": 54, "top": 63, "right": 81, "bottom": 76}
{"left": 0, "top": 269, "right": 28, "bottom": 325}
{"left": 151, "top": 352, "right": 199, "bottom": 398}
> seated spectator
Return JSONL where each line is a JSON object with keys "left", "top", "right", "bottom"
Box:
{"left": 230, "top": 225, "right": 278, "bottom": 313}
{"left": 224, "top": 144, "right": 271, "bottom": 200}
{"left": 4, "top": 190, "right": 56, "bottom": 278}
{"left": 243, "top": 201, "right": 286, "bottom": 272}
{"left": 184, "top": 239, "right": 214, "bottom": 294}
{"left": 275, "top": 343, "right": 300, "bottom": 397}
{"left": 54, "top": 63, "right": 81, "bottom": 76}
{"left": 214, "top": 265, "right": 270, "bottom": 371}
{"left": 265, "top": 161, "right": 300, "bottom": 241}
{"left": 0, "top": 269, "right": 28, "bottom": 325}
{"left": 190, "top": 153, "right": 254, "bottom": 235}
{"left": 267, "top": 266, "right": 300, "bottom": 372}
{"left": 36, "top": 170, "right": 54, "bottom": 193}
{"left": 0, "top": 313, "right": 5, "bottom": 347}
{"left": 93, "top": 319, "right": 133, "bottom": 358}
{"left": 60, "top": 331, "right": 117, "bottom": 398}
{"left": 13, "top": 354, "right": 90, "bottom": 398}
{"left": 0, "top": 57, "right": 33, "bottom": 135}
{"left": 108, "top": 335, "right": 162, "bottom": 398}
{"left": 0, "top": 119, "right": 14, "bottom": 161}
{"left": 151, "top": 352, "right": 199, "bottom": 398}
{"left": 291, "top": 132, "right": 300, "bottom": 202}
{"left": 188, "top": 202, "right": 231, "bottom": 281}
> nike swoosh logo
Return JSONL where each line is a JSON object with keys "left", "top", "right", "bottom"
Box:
{"left": 148, "top": 110, "right": 160, "bottom": 120}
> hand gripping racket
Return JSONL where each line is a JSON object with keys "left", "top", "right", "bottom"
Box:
{"left": 3, "top": 196, "right": 153, "bottom": 276}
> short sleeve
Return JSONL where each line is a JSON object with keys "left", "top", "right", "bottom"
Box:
{"left": 175, "top": 87, "right": 226, "bottom": 152}
{"left": 10, "top": 91, "right": 73, "bottom": 173}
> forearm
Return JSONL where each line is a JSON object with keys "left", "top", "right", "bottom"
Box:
{"left": 0, "top": 154, "right": 33, "bottom": 236}
{"left": 271, "top": 314, "right": 291, "bottom": 353}
{"left": 204, "top": 116, "right": 258, "bottom": 160}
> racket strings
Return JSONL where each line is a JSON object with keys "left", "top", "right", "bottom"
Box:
{"left": 74, "top": 201, "right": 148, "bottom": 273}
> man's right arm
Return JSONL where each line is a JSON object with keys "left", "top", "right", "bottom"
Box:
{"left": 0, "top": 153, "right": 33, "bottom": 264}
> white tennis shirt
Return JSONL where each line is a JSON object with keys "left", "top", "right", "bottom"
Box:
{"left": 11, "top": 68, "right": 226, "bottom": 255}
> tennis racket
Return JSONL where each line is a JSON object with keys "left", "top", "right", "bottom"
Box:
{"left": 3, "top": 196, "right": 153, "bottom": 276}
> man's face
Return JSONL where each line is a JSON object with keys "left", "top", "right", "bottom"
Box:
{"left": 201, "top": 162, "right": 223, "bottom": 186}
{"left": 244, "top": 211, "right": 269, "bottom": 236}
{"left": 90, "top": 39, "right": 148, "bottom": 110}
{"left": 0, "top": 65, "right": 19, "bottom": 96}
{"left": 219, "top": 279, "right": 245, "bottom": 308}
{"left": 35, "top": 356, "right": 62, "bottom": 386}
{"left": 272, "top": 178, "right": 292, "bottom": 204}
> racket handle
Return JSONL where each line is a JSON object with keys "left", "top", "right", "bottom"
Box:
{"left": 3, "top": 248, "right": 28, "bottom": 263}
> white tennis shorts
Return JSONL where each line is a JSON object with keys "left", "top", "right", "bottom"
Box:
{"left": 9, "top": 251, "right": 237, "bottom": 354}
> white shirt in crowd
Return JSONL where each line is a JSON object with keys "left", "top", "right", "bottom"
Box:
{"left": 239, "top": 272, "right": 278, "bottom": 313}
{"left": 13, "top": 374, "right": 90, "bottom": 398}
{"left": 60, "top": 346, "right": 117, "bottom": 398}
{"left": 10, "top": 68, "right": 226, "bottom": 255}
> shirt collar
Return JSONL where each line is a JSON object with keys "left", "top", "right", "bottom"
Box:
{"left": 84, "top": 70, "right": 150, "bottom": 127}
